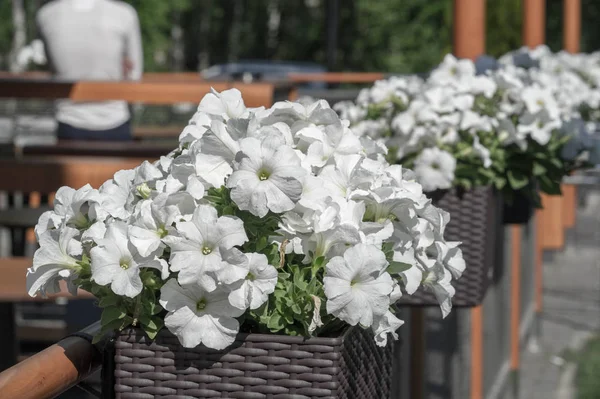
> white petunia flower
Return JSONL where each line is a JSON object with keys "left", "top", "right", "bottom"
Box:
{"left": 52, "top": 184, "right": 106, "bottom": 231}
{"left": 164, "top": 204, "right": 248, "bottom": 289}
{"left": 160, "top": 279, "right": 244, "bottom": 349}
{"left": 372, "top": 311, "right": 404, "bottom": 347}
{"left": 100, "top": 169, "right": 136, "bottom": 220}
{"left": 91, "top": 222, "right": 167, "bottom": 297}
{"left": 228, "top": 253, "right": 278, "bottom": 310}
{"left": 227, "top": 135, "right": 305, "bottom": 217}
{"left": 413, "top": 148, "right": 456, "bottom": 192}
{"left": 421, "top": 261, "right": 455, "bottom": 318}
{"left": 129, "top": 195, "right": 181, "bottom": 258}
{"left": 324, "top": 243, "right": 393, "bottom": 327}
{"left": 518, "top": 110, "right": 561, "bottom": 145}
{"left": 196, "top": 88, "right": 248, "bottom": 120}
{"left": 27, "top": 226, "right": 82, "bottom": 297}
{"left": 472, "top": 135, "right": 492, "bottom": 168}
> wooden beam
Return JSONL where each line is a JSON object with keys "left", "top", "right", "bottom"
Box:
{"left": 0, "top": 80, "right": 277, "bottom": 107}
{"left": 564, "top": 0, "right": 581, "bottom": 53}
{"left": 0, "top": 332, "right": 101, "bottom": 399}
{"left": 0, "top": 71, "right": 204, "bottom": 82}
{"left": 453, "top": 0, "right": 486, "bottom": 60}
{"left": 523, "top": 0, "right": 546, "bottom": 47}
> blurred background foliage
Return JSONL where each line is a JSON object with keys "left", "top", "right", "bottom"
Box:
{"left": 0, "top": 0, "right": 599, "bottom": 73}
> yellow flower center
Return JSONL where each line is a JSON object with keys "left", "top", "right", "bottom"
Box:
{"left": 119, "top": 258, "right": 131, "bottom": 270}
{"left": 257, "top": 169, "right": 270, "bottom": 181}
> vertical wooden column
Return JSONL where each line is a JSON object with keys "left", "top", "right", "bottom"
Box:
{"left": 453, "top": 0, "right": 486, "bottom": 60}
{"left": 562, "top": 0, "right": 581, "bottom": 230}
{"left": 523, "top": 0, "right": 546, "bottom": 375}
{"left": 523, "top": 0, "right": 546, "bottom": 47}
{"left": 562, "top": 185, "right": 577, "bottom": 228}
{"left": 454, "top": 2, "right": 486, "bottom": 398}
{"left": 564, "top": 0, "right": 581, "bottom": 53}
{"left": 539, "top": 193, "right": 565, "bottom": 250}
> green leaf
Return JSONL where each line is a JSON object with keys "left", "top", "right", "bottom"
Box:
{"left": 101, "top": 306, "right": 126, "bottom": 326}
{"left": 507, "top": 170, "right": 530, "bottom": 190}
{"left": 98, "top": 295, "right": 120, "bottom": 308}
{"left": 256, "top": 236, "right": 268, "bottom": 252}
{"left": 267, "top": 313, "right": 285, "bottom": 331}
{"left": 387, "top": 261, "right": 412, "bottom": 275}
{"left": 538, "top": 175, "right": 562, "bottom": 195}
{"left": 533, "top": 162, "right": 546, "bottom": 176}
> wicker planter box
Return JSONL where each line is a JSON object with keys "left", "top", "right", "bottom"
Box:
{"left": 396, "top": 186, "right": 500, "bottom": 307}
{"left": 103, "top": 326, "right": 394, "bottom": 399}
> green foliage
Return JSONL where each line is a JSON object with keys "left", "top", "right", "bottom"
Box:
{"left": 486, "top": 0, "right": 522, "bottom": 58}
{"left": 576, "top": 335, "right": 600, "bottom": 399}
{"left": 122, "top": 0, "right": 192, "bottom": 71}
{"left": 206, "top": 185, "right": 330, "bottom": 337}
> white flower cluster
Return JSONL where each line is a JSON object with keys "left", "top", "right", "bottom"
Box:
{"left": 499, "top": 45, "right": 600, "bottom": 160}
{"left": 27, "top": 89, "right": 464, "bottom": 350}
{"left": 336, "top": 55, "right": 499, "bottom": 191}
{"left": 336, "top": 50, "right": 598, "bottom": 191}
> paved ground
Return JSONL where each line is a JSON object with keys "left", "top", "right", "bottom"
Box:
{"left": 517, "top": 187, "right": 600, "bottom": 399}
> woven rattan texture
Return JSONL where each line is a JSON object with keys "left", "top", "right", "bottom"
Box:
{"left": 397, "top": 186, "right": 498, "bottom": 307}
{"left": 111, "top": 326, "right": 393, "bottom": 398}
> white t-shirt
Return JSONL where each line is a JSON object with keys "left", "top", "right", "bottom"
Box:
{"left": 37, "top": 0, "right": 143, "bottom": 130}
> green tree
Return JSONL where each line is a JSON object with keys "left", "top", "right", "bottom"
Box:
{"left": 486, "top": 0, "right": 522, "bottom": 57}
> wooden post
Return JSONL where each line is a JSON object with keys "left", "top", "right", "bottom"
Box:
{"left": 539, "top": 194, "right": 565, "bottom": 250}
{"left": 562, "top": 184, "right": 577, "bottom": 228}
{"left": 454, "top": 2, "right": 486, "bottom": 398}
{"left": 453, "top": 0, "right": 486, "bottom": 60}
{"left": 523, "top": 0, "right": 547, "bottom": 369}
{"left": 523, "top": 0, "right": 546, "bottom": 47}
{"left": 562, "top": 0, "right": 581, "bottom": 230}
{"left": 564, "top": 0, "right": 581, "bottom": 53}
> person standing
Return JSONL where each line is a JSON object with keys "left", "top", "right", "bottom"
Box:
{"left": 37, "top": 0, "right": 143, "bottom": 141}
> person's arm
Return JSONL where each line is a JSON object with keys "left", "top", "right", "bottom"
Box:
{"left": 123, "top": 7, "right": 143, "bottom": 80}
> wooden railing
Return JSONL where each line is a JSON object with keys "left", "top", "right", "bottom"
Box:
{"left": 0, "top": 322, "right": 102, "bottom": 399}
{"left": 0, "top": 78, "right": 287, "bottom": 107}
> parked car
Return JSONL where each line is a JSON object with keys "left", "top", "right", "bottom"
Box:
{"left": 201, "top": 60, "right": 327, "bottom": 89}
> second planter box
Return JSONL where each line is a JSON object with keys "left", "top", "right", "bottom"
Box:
{"left": 397, "top": 186, "right": 500, "bottom": 307}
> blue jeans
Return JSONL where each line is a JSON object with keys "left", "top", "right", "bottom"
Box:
{"left": 57, "top": 120, "right": 132, "bottom": 141}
